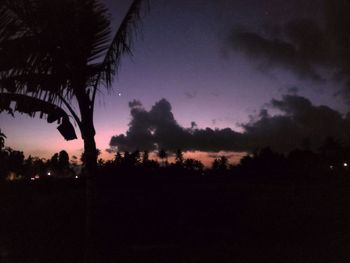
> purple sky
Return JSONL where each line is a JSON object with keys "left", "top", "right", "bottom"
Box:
{"left": 0, "top": 0, "right": 348, "bottom": 162}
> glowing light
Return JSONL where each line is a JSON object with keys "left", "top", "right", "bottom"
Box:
{"left": 47, "top": 172, "right": 51, "bottom": 176}
{"left": 30, "top": 177, "right": 35, "bottom": 181}
{"left": 118, "top": 92, "right": 122, "bottom": 97}
{"left": 344, "top": 163, "right": 348, "bottom": 167}
{"left": 34, "top": 175, "right": 40, "bottom": 179}
{"left": 75, "top": 176, "right": 78, "bottom": 179}
{"left": 330, "top": 165, "right": 334, "bottom": 169}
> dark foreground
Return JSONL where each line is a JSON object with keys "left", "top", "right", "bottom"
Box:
{"left": 1, "top": 174, "right": 350, "bottom": 263}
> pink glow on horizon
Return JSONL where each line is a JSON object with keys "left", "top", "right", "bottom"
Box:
{"left": 184, "top": 151, "right": 246, "bottom": 167}
{"left": 146, "top": 150, "right": 247, "bottom": 168}
{"left": 2, "top": 113, "right": 247, "bottom": 166}
{"left": 3, "top": 118, "right": 120, "bottom": 161}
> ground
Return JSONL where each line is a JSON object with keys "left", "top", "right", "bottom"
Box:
{"left": 1, "top": 174, "right": 350, "bottom": 262}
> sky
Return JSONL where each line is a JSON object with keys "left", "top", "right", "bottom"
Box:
{"left": 1, "top": 0, "right": 350, "bottom": 165}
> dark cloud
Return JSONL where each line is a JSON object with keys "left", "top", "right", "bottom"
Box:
{"left": 110, "top": 96, "right": 350, "bottom": 153}
{"left": 229, "top": 0, "right": 350, "bottom": 97}
{"left": 110, "top": 98, "right": 244, "bottom": 152}
{"left": 110, "top": 99, "right": 191, "bottom": 152}
{"left": 231, "top": 19, "right": 329, "bottom": 81}
{"left": 286, "top": 86, "right": 299, "bottom": 94}
{"left": 243, "top": 95, "right": 350, "bottom": 151}
{"left": 128, "top": 99, "right": 143, "bottom": 108}
{"left": 184, "top": 91, "right": 197, "bottom": 99}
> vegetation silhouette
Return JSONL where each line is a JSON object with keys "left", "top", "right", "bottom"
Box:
{"left": 175, "top": 149, "right": 184, "bottom": 166}
{"left": 2, "top": 135, "right": 350, "bottom": 181}
{"left": 0, "top": 0, "right": 146, "bottom": 176}
{"left": 158, "top": 149, "right": 168, "bottom": 166}
{"left": 0, "top": 129, "right": 5, "bottom": 150}
{"left": 2, "top": 138, "right": 350, "bottom": 262}
{"left": 0, "top": 1, "right": 147, "bottom": 262}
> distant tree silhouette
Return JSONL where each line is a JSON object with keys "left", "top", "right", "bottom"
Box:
{"left": 58, "top": 150, "right": 69, "bottom": 168}
{"left": 24, "top": 155, "right": 46, "bottom": 178}
{"left": 142, "top": 150, "right": 149, "bottom": 164}
{"left": 319, "top": 137, "right": 349, "bottom": 169}
{"left": 175, "top": 149, "right": 184, "bottom": 166}
{"left": 0, "top": 0, "right": 146, "bottom": 181}
{"left": 123, "top": 151, "right": 131, "bottom": 167}
{"left": 212, "top": 156, "right": 229, "bottom": 171}
{"left": 319, "top": 137, "right": 343, "bottom": 159}
{"left": 0, "top": 149, "right": 7, "bottom": 177}
{"left": 158, "top": 149, "right": 168, "bottom": 166}
{"left": 184, "top": 158, "right": 204, "bottom": 171}
{"left": 239, "top": 154, "right": 253, "bottom": 168}
{"left": 219, "top": 156, "right": 229, "bottom": 170}
{"left": 239, "top": 147, "right": 286, "bottom": 173}
{"left": 49, "top": 153, "right": 60, "bottom": 172}
{"left": 288, "top": 148, "right": 319, "bottom": 172}
{"left": 6, "top": 148, "right": 25, "bottom": 176}
{"left": 115, "top": 151, "right": 123, "bottom": 166}
{"left": 131, "top": 150, "right": 141, "bottom": 166}
{"left": 212, "top": 159, "right": 220, "bottom": 170}
{"left": 70, "top": 155, "right": 80, "bottom": 175}
{"left": 56, "top": 150, "right": 70, "bottom": 176}
{"left": 97, "top": 158, "right": 105, "bottom": 167}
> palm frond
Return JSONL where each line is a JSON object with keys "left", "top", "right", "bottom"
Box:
{"left": 0, "top": 92, "right": 77, "bottom": 140}
{"left": 0, "top": 72, "right": 77, "bottom": 111}
{"left": 92, "top": 0, "right": 146, "bottom": 91}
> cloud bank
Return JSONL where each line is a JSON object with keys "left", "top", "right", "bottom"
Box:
{"left": 109, "top": 96, "right": 350, "bottom": 153}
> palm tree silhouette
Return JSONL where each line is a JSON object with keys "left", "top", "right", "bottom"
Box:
{"left": 0, "top": 0, "right": 146, "bottom": 177}
{"left": 0, "top": 1, "right": 146, "bottom": 261}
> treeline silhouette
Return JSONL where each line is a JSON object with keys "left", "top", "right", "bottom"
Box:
{"left": 2, "top": 134, "right": 350, "bottom": 263}
{"left": 99, "top": 139, "right": 350, "bottom": 180}
{"left": 0, "top": 148, "right": 76, "bottom": 180}
{"left": 2, "top": 135, "right": 349, "bottom": 181}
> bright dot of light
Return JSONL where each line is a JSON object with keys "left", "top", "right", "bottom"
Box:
{"left": 344, "top": 163, "right": 348, "bottom": 167}
{"left": 118, "top": 92, "right": 122, "bottom": 97}
{"left": 35, "top": 175, "right": 40, "bottom": 179}
{"left": 47, "top": 172, "right": 51, "bottom": 176}
{"left": 330, "top": 165, "right": 333, "bottom": 169}
{"left": 75, "top": 176, "right": 78, "bottom": 179}
{"left": 30, "top": 178, "right": 35, "bottom": 181}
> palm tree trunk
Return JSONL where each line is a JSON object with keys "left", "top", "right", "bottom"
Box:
{"left": 76, "top": 85, "right": 98, "bottom": 262}
{"left": 84, "top": 133, "right": 97, "bottom": 263}
{"left": 81, "top": 116, "right": 98, "bottom": 263}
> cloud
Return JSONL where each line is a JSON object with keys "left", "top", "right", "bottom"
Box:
{"left": 110, "top": 96, "right": 350, "bottom": 153}
{"left": 110, "top": 98, "right": 244, "bottom": 152}
{"left": 229, "top": 1, "right": 350, "bottom": 97}
{"left": 128, "top": 99, "right": 143, "bottom": 108}
{"left": 242, "top": 95, "right": 350, "bottom": 151}
{"left": 286, "top": 86, "right": 299, "bottom": 94}
{"left": 230, "top": 19, "right": 329, "bottom": 81}
{"left": 184, "top": 91, "right": 197, "bottom": 99}
{"left": 110, "top": 99, "right": 190, "bottom": 152}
